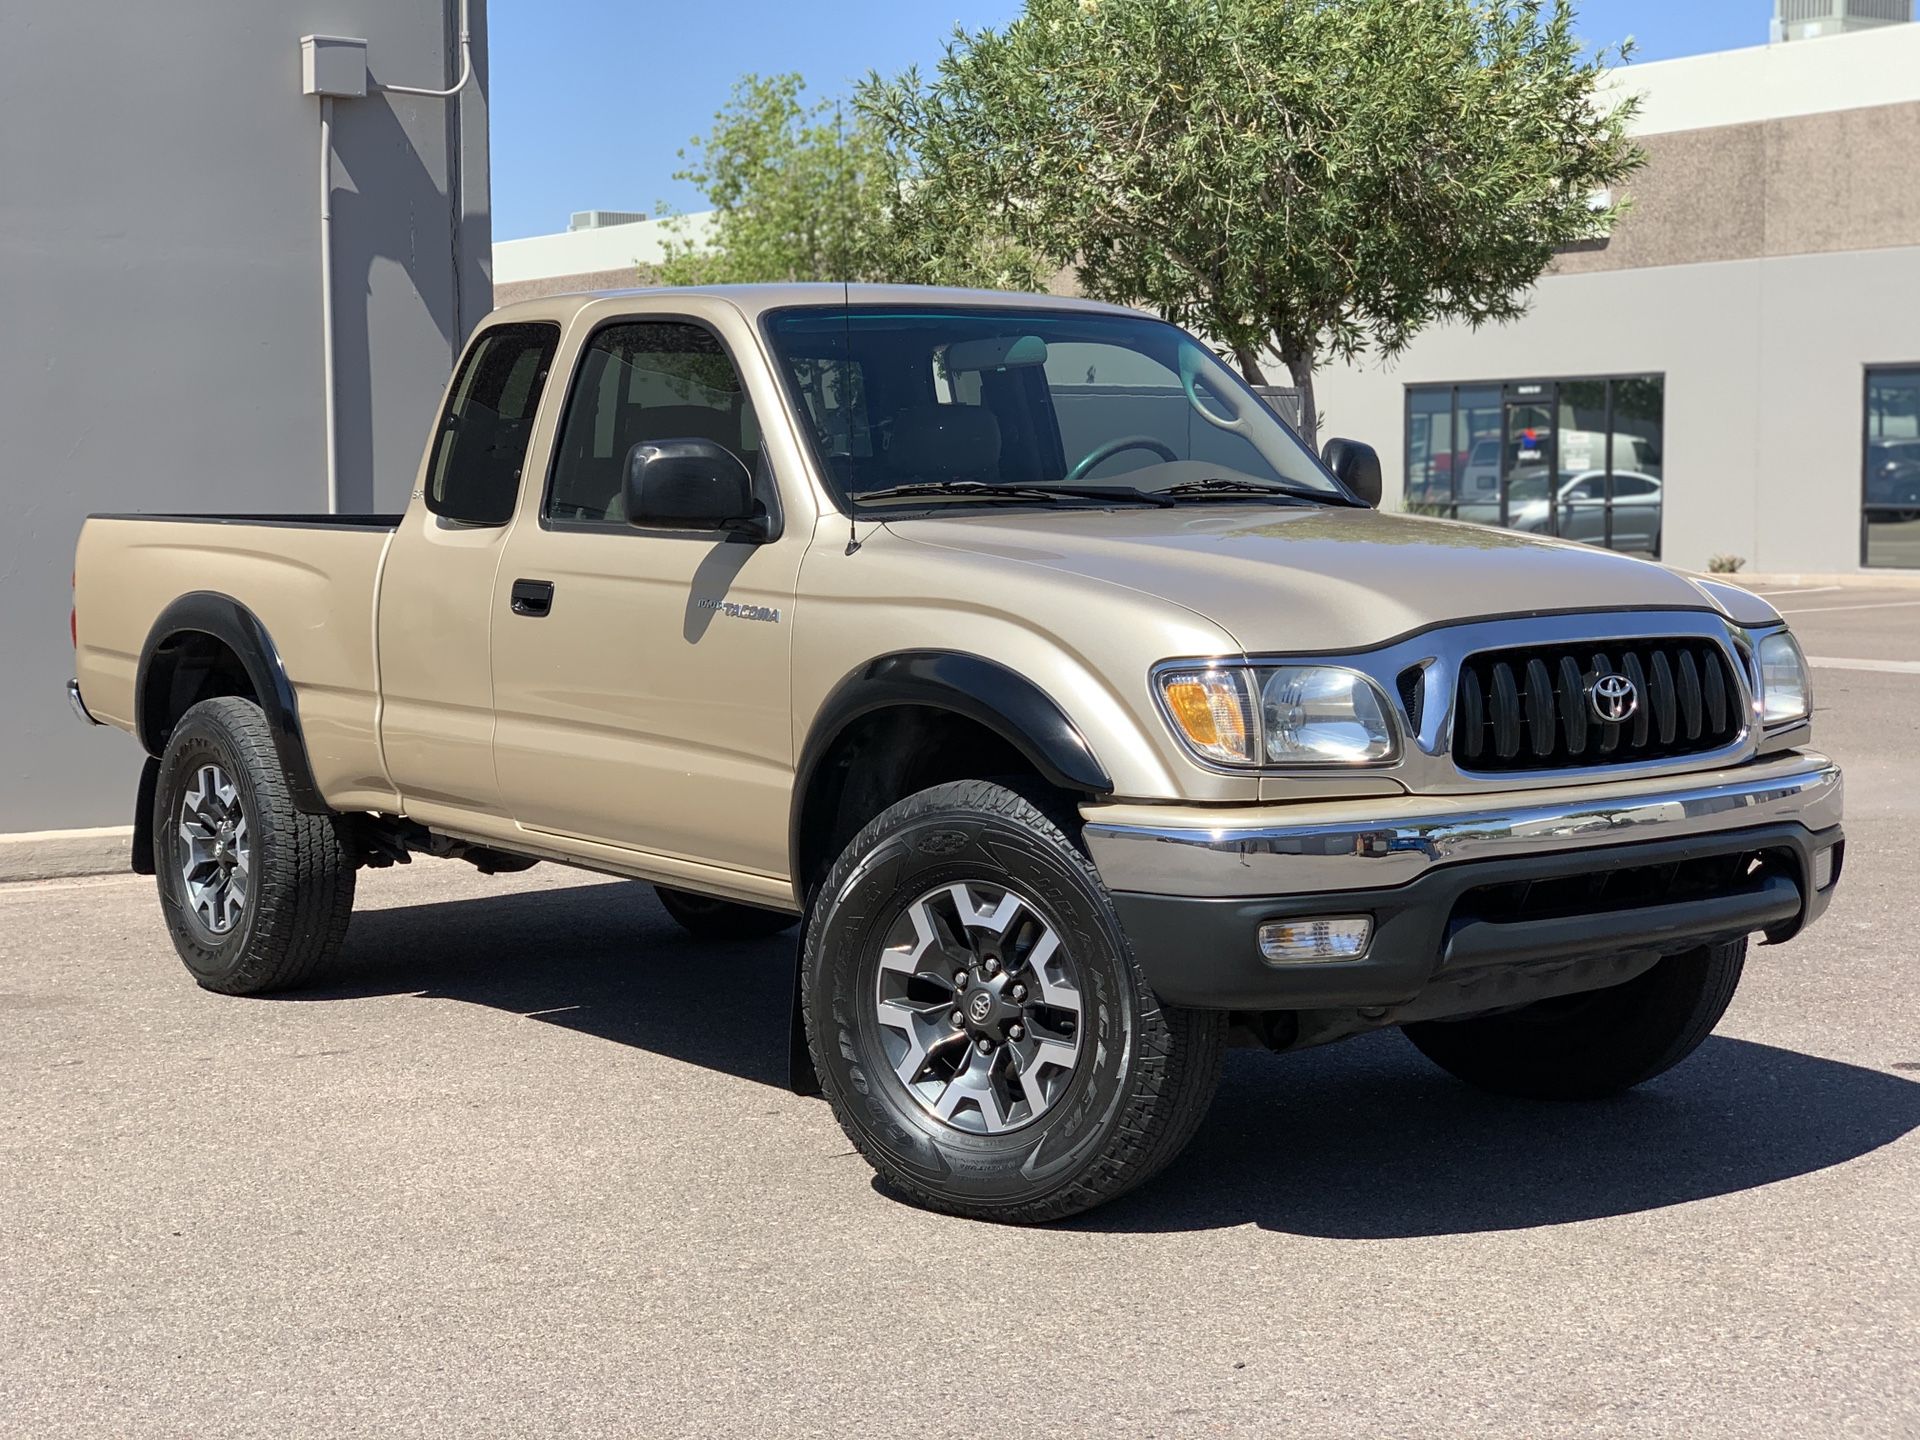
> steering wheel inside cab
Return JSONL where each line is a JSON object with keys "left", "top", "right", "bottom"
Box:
{"left": 1064, "top": 342, "right": 1254, "bottom": 481}
{"left": 1064, "top": 435, "right": 1178, "bottom": 481}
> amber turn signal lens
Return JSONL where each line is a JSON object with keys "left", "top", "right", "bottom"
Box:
{"left": 1158, "top": 670, "right": 1254, "bottom": 765}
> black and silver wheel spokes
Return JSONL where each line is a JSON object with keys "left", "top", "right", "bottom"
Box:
{"left": 177, "top": 763, "right": 250, "bottom": 936}
{"left": 874, "top": 882, "right": 1083, "bottom": 1135}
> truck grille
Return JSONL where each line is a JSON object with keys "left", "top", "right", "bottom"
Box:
{"left": 1453, "top": 638, "right": 1745, "bottom": 772}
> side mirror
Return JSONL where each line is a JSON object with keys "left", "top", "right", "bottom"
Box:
{"left": 622, "top": 438, "right": 766, "bottom": 538}
{"left": 1322, "top": 437, "right": 1383, "bottom": 508}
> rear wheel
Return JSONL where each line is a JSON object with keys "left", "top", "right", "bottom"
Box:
{"left": 153, "top": 697, "right": 356, "bottom": 996}
{"left": 802, "top": 779, "right": 1226, "bottom": 1223}
{"left": 1402, "top": 939, "right": 1745, "bottom": 1100}
{"left": 653, "top": 885, "right": 797, "bottom": 941}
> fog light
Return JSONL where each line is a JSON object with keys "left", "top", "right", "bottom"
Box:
{"left": 1811, "top": 845, "right": 1837, "bottom": 892}
{"left": 1258, "top": 916, "right": 1372, "bottom": 965}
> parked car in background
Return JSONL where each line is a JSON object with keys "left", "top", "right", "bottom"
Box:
{"left": 1456, "top": 431, "right": 1658, "bottom": 530}
{"left": 1511, "top": 470, "right": 1663, "bottom": 553}
{"left": 1867, "top": 439, "right": 1920, "bottom": 518}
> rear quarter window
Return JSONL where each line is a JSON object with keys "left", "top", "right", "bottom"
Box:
{"left": 425, "top": 322, "right": 561, "bottom": 526}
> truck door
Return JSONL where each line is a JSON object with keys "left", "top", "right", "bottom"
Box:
{"left": 487, "top": 313, "right": 804, "bottom": 880}
{"left": 377, "top": 321, "right": 561, "bottom": 822}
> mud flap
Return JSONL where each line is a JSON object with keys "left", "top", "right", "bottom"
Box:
{"left": 130, "top": 755, "right": 160, "bottom": 875}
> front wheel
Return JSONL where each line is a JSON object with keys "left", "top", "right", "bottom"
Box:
{"left": 153, "top": 697, "right": 356, "bottom": 996}
{"left": 1402, "top": 939, "right": 1745, "bottom": 1100}
{"left": 802, "top": 780, "right": 1226, "bottom": 1223}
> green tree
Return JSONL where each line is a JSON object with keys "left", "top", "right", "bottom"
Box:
{"left": 658, "top": 72, "right": 1046, "bottom": 292}
{"left": 864, "top": 0, "right": 1644, "bottom": 447}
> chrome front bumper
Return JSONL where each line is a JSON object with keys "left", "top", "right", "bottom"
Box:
{"left": 1085, "top": 753, "right": 1844, "bottom": 1011}
{"left": 1083, "top": 753, "right": 1843, "bottom": 899}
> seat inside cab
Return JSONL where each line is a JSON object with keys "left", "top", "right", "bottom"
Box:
{"left": 547, "top": 321, "right": 763, "bottom": 525}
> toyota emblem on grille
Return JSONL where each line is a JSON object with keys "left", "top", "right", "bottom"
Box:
{"left": 1588, "top": 672, "right": 1639, "bottom": 723}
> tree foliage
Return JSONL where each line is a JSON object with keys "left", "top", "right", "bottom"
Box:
{"left": 657, "top": 72, "right": 1047, "bottom": 292}
{"left": 863, "top": 0, "right": 1645, "bottom": 445}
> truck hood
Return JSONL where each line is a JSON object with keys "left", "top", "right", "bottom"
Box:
{"left": 886, "top": 505, "right": 1764, "bottom": 653}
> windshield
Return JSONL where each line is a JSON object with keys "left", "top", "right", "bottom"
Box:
{"left": 762, "top": 305, "right": 1348, "bottom": 509}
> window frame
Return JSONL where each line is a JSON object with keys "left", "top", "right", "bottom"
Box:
{"left": 1862, "top": 361, "right": 1920, "bottom": 571}
{"left": 1403, "top": 371, "right": 1665, "bottom": 558}
{"left": 536, "top": 313, "right": 782, "bottom": 538}
{"left": 423, "top": 320, "right": 562, "bottom": 528}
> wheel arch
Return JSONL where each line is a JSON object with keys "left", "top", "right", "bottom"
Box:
{"left": 789, "top": 651, "right": 1112, "bottom": 906}
{"left": 135, "top": 592, "right": 328, "bottom": 814}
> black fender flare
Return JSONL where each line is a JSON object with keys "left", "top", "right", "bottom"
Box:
{"left": 789, "top": 650, "right": 1112, "bottom": 882}
{"left": 135, "top": 591, "right": 328, "bottom": 813}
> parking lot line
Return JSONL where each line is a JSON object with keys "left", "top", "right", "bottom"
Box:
{"left": 1778, "top": 600, "right": 1920, "bottom": 615}
{"left": 1806, "top": 656, "right": 1920, "bottom": 675}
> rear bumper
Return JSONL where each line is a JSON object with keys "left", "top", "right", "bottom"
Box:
{"left": 1084, "top": 756, "right": 1844, "bottom": 1011}
{"left": 67, "top": 678, "right": 103, "bottom": 727}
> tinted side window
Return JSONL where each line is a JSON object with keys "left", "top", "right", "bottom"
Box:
{"left": 547, "top": 321, "right": 760, "bottom": 525}
{"left": 425, "top": 323, "right": 560, "bottom": 526}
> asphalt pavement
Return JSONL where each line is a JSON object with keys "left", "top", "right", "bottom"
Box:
{"left": 3, "top": 590, "right": 1917, "bottom": 1438}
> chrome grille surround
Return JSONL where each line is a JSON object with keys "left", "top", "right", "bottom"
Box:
{"left": 1157, "top": 608, "right": 1782, "bottom": 795}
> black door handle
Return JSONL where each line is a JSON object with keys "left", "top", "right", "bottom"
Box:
{"left": 510, "top": 578, "right": 554, "bottom": 617}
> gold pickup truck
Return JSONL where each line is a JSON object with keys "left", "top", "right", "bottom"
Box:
{"left": 70, "top": 284, "right": 1844, "bottom": 1222}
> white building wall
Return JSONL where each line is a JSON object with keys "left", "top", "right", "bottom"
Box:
{"left": 1312, "top": 244, "right": 1920, "bottom": 574}
{"left": 494, "top": 212, "right": 715, "bottom": 284}
{"left": 1608, "top": 23, "right": 1920, "bottom": 133}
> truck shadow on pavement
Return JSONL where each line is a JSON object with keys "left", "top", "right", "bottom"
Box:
{"left": 311, "top": 878, "right": 1920, "bottom": 1239}
{"left": 302, "top": 878, "right": 800, "bottom": 1090}
{"left": 1079, "top": 1035, "right": 1920, "bottom": 1238}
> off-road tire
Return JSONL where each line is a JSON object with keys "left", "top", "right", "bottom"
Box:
{"left": 1402, "top": 939, "right": 1746, "bottom": 1101}
{"left": 654, "top": 885, "right": 798, "bottom": 942}
{"left": 153, "top": 697, "right": 356, "bottom": 996}
{"left": 802, "top": 779, "right": 1227, "bottom": 1223}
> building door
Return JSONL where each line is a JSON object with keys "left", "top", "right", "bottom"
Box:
{"left": 1501, "top": 386, "right": 1557, "bottom": 533}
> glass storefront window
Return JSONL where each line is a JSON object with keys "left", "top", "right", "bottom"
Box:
{"left": 1452, "top": 387, "right": 1503, "bottom": 528}
{"left": 1404, "top": 375, "right": 1664, "bottom": 558}
{"left": 1865, "top": 366, "right": 1920, "bottom": 570}
{"left": 1406, "top": 389, "right": 1453, "bottom": 516}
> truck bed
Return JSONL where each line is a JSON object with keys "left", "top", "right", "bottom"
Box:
{"left": 73, "top": 512, "right": 402, "bottom": 815}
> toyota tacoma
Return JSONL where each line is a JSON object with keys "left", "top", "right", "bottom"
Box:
{"left": 70, "top": 284, "right": 1844, "bottom": 1222}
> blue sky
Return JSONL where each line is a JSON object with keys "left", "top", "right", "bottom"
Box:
{"left": 489, "top": 1, "right": 1771, "bottom": 240}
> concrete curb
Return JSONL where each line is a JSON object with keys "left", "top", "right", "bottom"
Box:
{"left": 0, "top": 826, "right": 133, "bottom": 882}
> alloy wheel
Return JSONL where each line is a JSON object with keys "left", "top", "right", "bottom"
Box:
{"left": 177, "top": 763, "right": 250, "bottom": 936}
{"left": 873, "top": 882, "right": 1083, "bottom": 1135}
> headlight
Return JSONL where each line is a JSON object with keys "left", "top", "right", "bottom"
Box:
{"left": 1260, "top": 666, "right": 1396, "bottom": 762}
{"left": 1755, "top": 630, "right": 1810, "bottom": 725}
{"left": 1156, "top": 664, "right": 1396, "bottom": 767}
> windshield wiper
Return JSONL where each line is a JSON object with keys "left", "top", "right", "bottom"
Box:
{"left": 855, "top": 480, "right": 1174, "bottom": 508}
{"left": 1157, "top": 477, "right": 1351, "bottom": 505}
